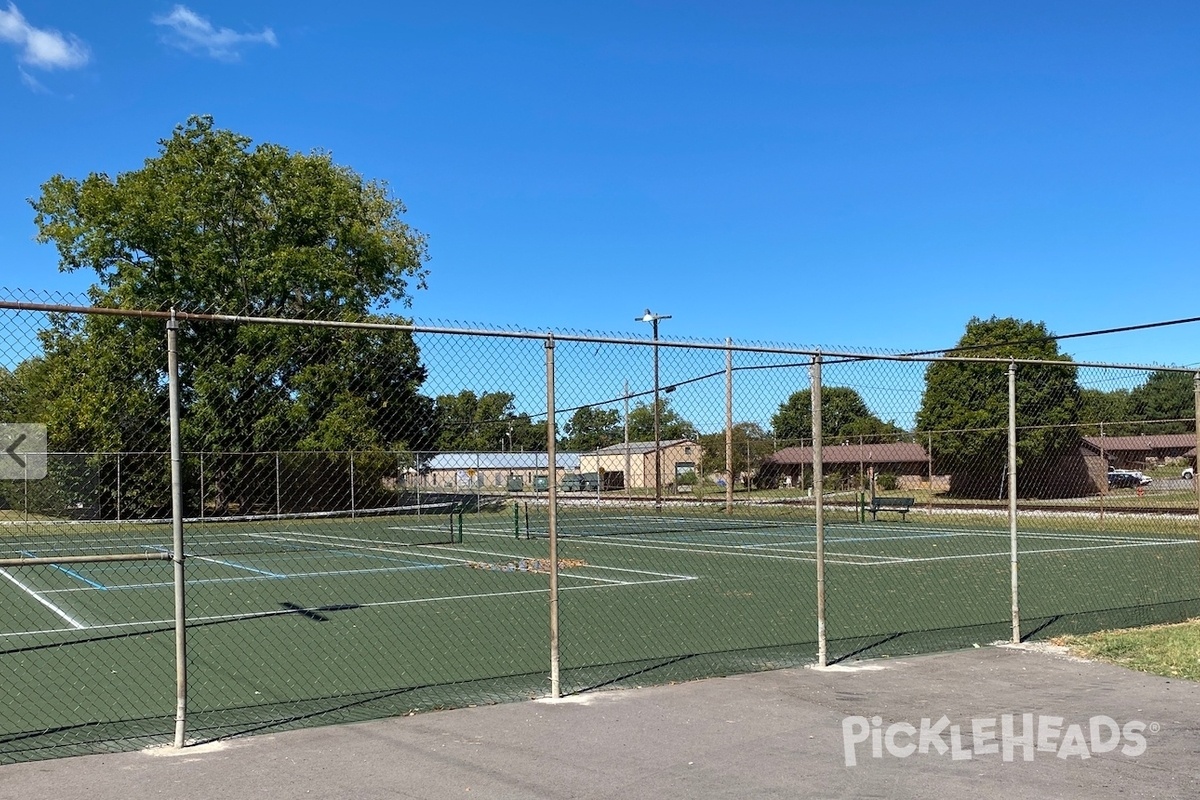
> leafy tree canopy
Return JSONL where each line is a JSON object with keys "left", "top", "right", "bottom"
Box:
{"left": 562, "top": 406, "right": 622, "bottom": 452}
{"left": 698, "top": 421, "right": 774, "bottom": 484}
{"left": 20, "top": 117, "right": 433, "bottom": 516}
{"left": 626, "top": 398, "right": 697, "bottom": 442}
{"left": 916, "top": 316, "right": 1081, "bottom": 498}
{"left": 33, "top": 115, "right": 428, "bottom": 316}
{"left": 433, "top": 390, "right": 544, "bottom": 452}
{"left": 1126, "top": 370, "right": 1195, "bottom": 434}
{"left": 772, "top": 386, "right": 904, "bottom": 445}
{"left": 1077, "top": 387, "right": 1132, "bottom": 433}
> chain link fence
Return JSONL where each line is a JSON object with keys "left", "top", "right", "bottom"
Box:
{"left": 1, "top": 289, "right": 1197, "bottom": 762}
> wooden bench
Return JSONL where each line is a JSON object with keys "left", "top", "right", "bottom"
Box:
{"left": 866, "top": 496, "right": 914, "bottom": 521}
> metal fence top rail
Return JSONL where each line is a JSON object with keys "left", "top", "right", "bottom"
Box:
{"left": 1, "top": 298, "right": 1195, "bottom": 375}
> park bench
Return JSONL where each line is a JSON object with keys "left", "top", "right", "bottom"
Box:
{"left": 866, "top": 496, "right": 914, "bottom": 521}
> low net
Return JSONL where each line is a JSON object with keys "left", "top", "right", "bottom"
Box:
{"left": 182, "top": 503, "right": 465, "bottom": 557}
{"left": 517, "top": 501, "right": 820, "bottom": 540}
{"left": 0, "top": 503, "right": 464, "bottom": 563}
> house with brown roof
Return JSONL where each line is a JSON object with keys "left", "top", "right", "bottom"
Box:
{"left": 761, "top": 441, "right": 933, "bottom": 490}
{"left": 1081, "top": 433, "right": 1197, "bottom": 472}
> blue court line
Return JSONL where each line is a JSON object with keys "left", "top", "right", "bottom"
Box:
{"left": 19, "top": 551, "right": 109, "bottom": 590}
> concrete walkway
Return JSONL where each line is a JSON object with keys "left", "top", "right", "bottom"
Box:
{"left": 2, "top": 644, "right": 1197, "bottom": 799}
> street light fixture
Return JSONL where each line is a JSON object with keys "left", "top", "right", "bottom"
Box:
{"left": 637, "top": 309, "right": 671, "bottom": 509}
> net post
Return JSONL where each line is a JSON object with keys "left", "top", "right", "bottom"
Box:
{"left": 458, "top": 511, "right": 464, "bottom": 544}
{"left": 514, "top": 501, "right": 520, "bottom": 539}
{"left": 167, "top": 309, "right": 188, "bottom": 749}
{"left": 1008, "top": 361, "right": 1020, "bottom": 644}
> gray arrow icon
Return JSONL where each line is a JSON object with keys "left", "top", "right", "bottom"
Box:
{"left": 6, "top": 433, "right": 27, "bottom": 468}
{"left": 0, "top": 424, "right": 46, "bottom": 480}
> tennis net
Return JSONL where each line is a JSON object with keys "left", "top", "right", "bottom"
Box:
{"left": 0, "top": 503, "right": 464, "bottom": 562}
{"left": 518, "top": 503, "right": 814, "bottom": 540}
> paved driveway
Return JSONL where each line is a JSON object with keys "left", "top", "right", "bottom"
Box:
{"left": 1, "top": 644, "right": 1197, "bottom": 800}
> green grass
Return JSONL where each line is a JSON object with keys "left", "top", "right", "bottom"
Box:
{"left": 1057, "top": 620, "right": 1200, "bottom": 681}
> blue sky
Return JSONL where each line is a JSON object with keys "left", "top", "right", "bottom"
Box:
{"left": 1, "top": 1, "right": 1198, "bottom": 371}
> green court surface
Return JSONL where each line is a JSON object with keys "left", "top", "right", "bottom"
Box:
{"left": 2, "top": 504, "right": 1199, "bottom": 763}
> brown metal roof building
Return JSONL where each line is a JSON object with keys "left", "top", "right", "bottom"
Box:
{"left": 762, "top": 442, "right": 930, "bottom": 489}
{"left": 1082, "top": 433, "right": 1198, "bottom": 470}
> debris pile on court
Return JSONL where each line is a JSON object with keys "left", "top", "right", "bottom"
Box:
{"left": 466, "top": 558, "right": 587, "bottom": 574}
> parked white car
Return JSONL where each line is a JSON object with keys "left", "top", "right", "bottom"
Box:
{"left": 1184, "top": 467, "right": 1196, "bottom": 480}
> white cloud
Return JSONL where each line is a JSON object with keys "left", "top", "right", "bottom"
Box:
{"left": 18, "top": 66, "right": 47, "bottom": 92}
{"left": 152, "top": 5, "right": 277, "bottom": 61}
{"left": 0, "top": 2, "right": 89, "bottom": 70}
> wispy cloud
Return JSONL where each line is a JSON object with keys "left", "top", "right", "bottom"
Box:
{"left": 152, "top": 5, "right": 277, "bottom": 61}
{"left": 0, "top": 2, "right": 89, "bottom": 71}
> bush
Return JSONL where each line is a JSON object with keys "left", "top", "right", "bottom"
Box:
{"left": 876, "top": 472, "right": 899, "bottom": 491}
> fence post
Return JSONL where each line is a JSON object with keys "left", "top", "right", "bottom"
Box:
{"left": 725, "top": 338, "right": 733, "bottom": 514}
{"left": 811, "top": 352, "right": 826, "bottom": 667}
{"left": 1008, "top": 361, "right": 1020, "bottom": 644}
{"left": 167, "top": 310, "right": 188, "bottom": 748}
{"left": 545, "top": 334, "right": 560, "bottom": 698}
{"left": 199, "top": 452, "right": 205, "bottom": 520}
{"left": 927, "top": 433, "right": 933, "bottom": 515}
{"left": 624, "top": 381, "right": 631, "bottom": 500}
{"left": 1193, "top": 373, "right": 1199, "bottom": 523}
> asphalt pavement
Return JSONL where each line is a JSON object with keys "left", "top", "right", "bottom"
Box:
{"left": 2, "top": 643, "right": 1197, "bottom": 800}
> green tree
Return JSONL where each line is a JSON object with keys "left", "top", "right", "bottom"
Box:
{"left": 1126, "top": 370, "right": 1195, "bottom": 434}
{"left": 562, "top": 406, "right": 622, "bottom": 452}
{"left": 433, "top": 390, "right": 543, "bottom": 452}
{"left": 626, "top": 398, "right": 697, "bottom": 442}
{"left": 698, "top": 421, "right": 773, "bottom": 487}
{"left": 916, "top": 317, "right": 1081, "bottom": 498}
{"left": 1077, "top": 387, "right": 1133, "bottom": 435}
{"left": 771, "top": 386, "right": 904, "bottom": 445}
{"left": 26, "top": 116, "right": 431, "bottom": 516}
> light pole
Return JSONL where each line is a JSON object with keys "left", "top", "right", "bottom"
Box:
{"left": 637, "top": 309, "right": 671, "bottom": 509}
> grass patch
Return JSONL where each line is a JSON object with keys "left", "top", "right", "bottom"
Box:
{"left": 1056, "top": 619, "right": 1200, "bottom": 681}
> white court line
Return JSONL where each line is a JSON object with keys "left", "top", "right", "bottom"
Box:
{"left": 829, "top": 523, "right": 1194, "bottom": 546}
{"left": 40, "top": 531, "right": 696, "bottom": 595}
{"left": 0, "top": 568, "right": 86, "bottom": 629}
{"left": 252, "top": 532, "right": 699, "bottom": 585}
{"left": 188, "top": 554, "right": 288, "bottom": 578}
{"left": 236, "top": 524, "right": 1196, "bottom": 573}
{"left": 534, "top": 533, "right": 904, "bottom": 566}
{"left": 0, "top": 575, "right": 696, "bottom": 640}
{"left": 519, "top": 524, "right": 1189, "bottom": 567}
{"left": 40, "top": 563, "right": 458, "bottom": 594}
{"left": 845, "top": 538, "right": 1196, "bottom": 565}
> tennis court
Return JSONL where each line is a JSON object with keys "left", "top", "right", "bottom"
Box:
{"left": 4, "top": 502, "right": 1199, "bottom": 763}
